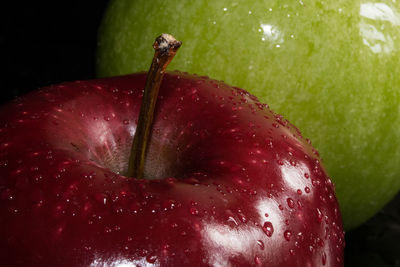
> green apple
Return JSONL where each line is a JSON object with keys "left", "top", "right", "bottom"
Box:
{"left": 96, "top": 0, "right": 400, "bottom": 230}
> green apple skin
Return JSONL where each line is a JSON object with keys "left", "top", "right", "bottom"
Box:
{"left": 97, "top": 0, "right": 400, "bottom": 230}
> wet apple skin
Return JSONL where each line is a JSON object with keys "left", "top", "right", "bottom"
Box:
{"left": 0, "top": 72, "right": 344, "bottom": 266}
{"left": 97, "top": 0, "right": 400, "bottom": 230}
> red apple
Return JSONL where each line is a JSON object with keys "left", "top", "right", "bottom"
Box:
{"left": 0, "top": 36, "right": 344, "bottom": 266}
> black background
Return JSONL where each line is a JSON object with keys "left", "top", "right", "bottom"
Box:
{"left": 0, "top": 1, "right": 399, "bottom": 266}
{"left": 0, "top": 1, "right": 108, "bottom": 104}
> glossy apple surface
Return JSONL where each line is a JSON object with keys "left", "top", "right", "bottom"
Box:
{"left": 96, "top": 0, "right": 400, "bottom": 230}
{"left": 0, "top": 72, "right": 344, "bottom": 266}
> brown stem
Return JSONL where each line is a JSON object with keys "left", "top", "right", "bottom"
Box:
{"left": 127, "top": 34, "right": 181, "bottom": 179}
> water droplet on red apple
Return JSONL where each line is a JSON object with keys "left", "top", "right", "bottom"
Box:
{"left": 287, "top": 198, "right": 295, "bottom": 209}
{"left": 312, "top": 179, "right": 320, "bottom": 186}
{"left": 1, "top": 188, "right": 14, "bottom": 200}
{"left": 316, "top": 208, "right": 323, "bottom": 223}
{"left": 84, "top": 245, "right": 92, "bottom": 251}
{"left": 189, "top": 207, "right": 199, "bottom": 215}
{"left": 1, "top": 141, "right": 13, "bottom": 150}
{"left": 284, "top": 230, "right": 292, "bottom": 241}
{"left": 0, "top": 159, "right": 8, "bottom": 167}
{"left": 262, "top": 221, "right": 274, "bottom": 237}
{"left": 33, "top": 174, "right": 44, "bottom": 183}
{"left": 238, "top": 212, "right": 247, "bottom": 223}
{"left": 95, "top": 193, "right": 108, "bottom": 205}
{"left": 317, "top": 238, "right": 325, "bottom": 247}
{"left": 305, "top": 187, "right": 311, "bottom": 193}
{"left": 138, "top": 249, "right": 147, "bottom": 257}
{"left": 223, "top": 211, "right": 237, "bottom": 224}
{"left": 289, "top": 249, "right": 295, "bottom": 256}
{"left": 83, "top": 201, "right": 92, "bottom": 213}
{"left": 296, "top": 232, "right": 304, "bottom": 241}
{"left": 257, "top": 240, "right": 265, "bottom": 250}
{"left": 146, "top": 255, "right": 157, "bottom": 264}
{"left": 297, "top": 200, "right": 303, "bottom": 210}
{"left": 12, "top": 168, "right": 23, "bottom": 175}
{"left": 254, "top": 255, "right": 262, "bottom": 265}
{"left": 322, "top": 251, "right": 327, "bottom": 265}
{"left": 272, "top": 123, "right": 279, "bottom": 128}
{"left": 191, "top": 94, "right": 200, "bottom": 102}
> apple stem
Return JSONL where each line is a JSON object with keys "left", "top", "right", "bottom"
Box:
{"left": 127, "top": 34, "right": 181, "bottom": 179}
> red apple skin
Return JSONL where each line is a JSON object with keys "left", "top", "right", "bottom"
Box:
{"left": 0, "top": 72, "right": 344, "bottom": 266}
